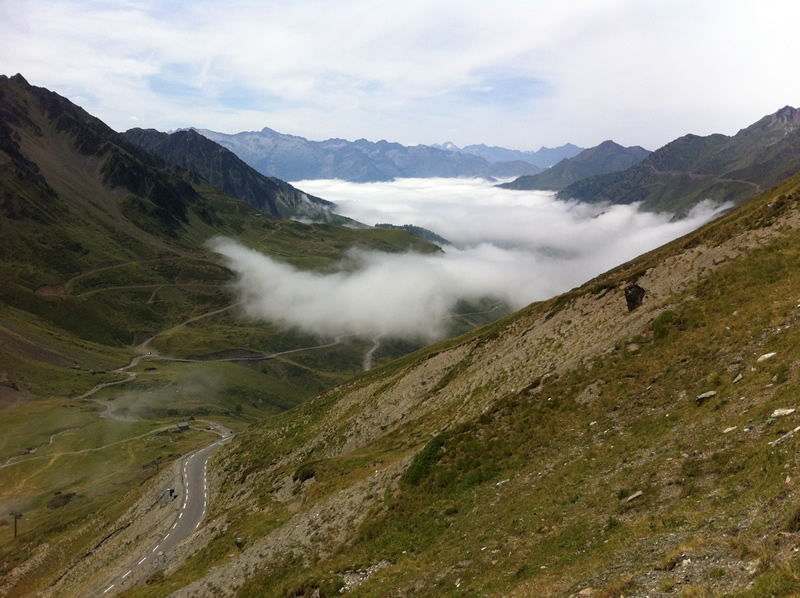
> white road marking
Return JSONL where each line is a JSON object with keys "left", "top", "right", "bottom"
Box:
{"left": 123, "top": 570, "right": 132, "bottom": 578}
{"left": 164, "top": 533, "right": 170, "bottom": 540}
{"left": 103, "top": 585, "right": 114, "bottom": 593}
{"left": 152, "top": 545, "right": 159, "bottom": 552}
{"left": 172, "top": 522, "right": 177, "bottom": 529}
{"left": 138, "top": 557, "right": 146, "bottom": 565}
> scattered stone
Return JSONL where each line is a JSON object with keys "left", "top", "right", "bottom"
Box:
{"left": 757, "top": 352, "right": 777, "bottom": 363}
{"left": 624, "top": 284, "right": 646, "bottom": 311}
{"left": 769, "top": 425, "right": 800, "bottom": 446}
{"left": 340, "top": 560, "right": 393, "bottom": 593}
{"left": 733, "top": 373, "right": 743, "bottom": 384}
{"left": 771, "top": 408, "right": 796, "bottom": 418}
{"left": 696, "top": 390, "right": 717, "bottom": 405}
{"left": 625, "top": 490, "right": 643, "bottom": 503}
{"left": 723, "top": 426, "right": 737, "bottom": 434}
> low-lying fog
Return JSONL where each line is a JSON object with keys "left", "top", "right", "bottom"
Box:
{"left": 211, "top": 178, "right": 729, "bottom": 342}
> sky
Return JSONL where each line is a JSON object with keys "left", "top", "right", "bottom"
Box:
{"left": 211, "top": 179, "right": 730, "bottom": 342}
{"left": 2, "top": 0, "right": 799, "bottom": 151}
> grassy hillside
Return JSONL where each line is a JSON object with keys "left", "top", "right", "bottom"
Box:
{"left": 1, "top": 74, "right": 504, "bottom": 596}
{"left": 27, "top": 166, "right": 800, "bottom": 597}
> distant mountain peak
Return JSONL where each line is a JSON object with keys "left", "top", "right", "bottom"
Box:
{"left": 771, "top": 105, "right": 800, "bottom": 129}
{"left": 498, "top": 140, "right": 650, "bottom": 191}
{"left": 434, "top": 141, "right": 461, "bottom": 151}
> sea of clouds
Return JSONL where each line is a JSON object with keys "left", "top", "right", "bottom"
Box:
{"left": 210, "top": 178, "right": 730, "bottom": 342}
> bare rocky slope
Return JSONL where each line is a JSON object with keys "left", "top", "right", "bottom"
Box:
{"left": 29, "top": 173, "right": 800, "bottom": 597}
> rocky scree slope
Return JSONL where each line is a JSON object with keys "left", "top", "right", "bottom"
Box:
{"left": 47, "top": 174, "right": 800, "bottom": 597}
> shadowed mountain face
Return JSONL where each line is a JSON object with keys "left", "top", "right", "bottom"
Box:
{"left": 123, "top": 128, "right": 355, "bottom": 224}
{"left": 196, "top": 127, "right": 548, "bottom": 182}
{"left": 558, "top": 106, "right": 800, "bottom": 214}
{"left": 498, "top": 140, "right": 651, "bottom": 191}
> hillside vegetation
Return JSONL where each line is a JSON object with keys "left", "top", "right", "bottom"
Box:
{"left": 0, "top": 74, "right": 498, "bottom": 596}
{"left": 31, "top": 169, "right": 800, "bottom": 597}
{"left": 559, "top": 106, "right": 800, "bottom": 215}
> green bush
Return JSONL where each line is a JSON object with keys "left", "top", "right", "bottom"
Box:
{"left": 652, "top": 310, "right": 677, "bottom": 340}
{"left": 402, "top": 432, "right": 449, "bottom": 486}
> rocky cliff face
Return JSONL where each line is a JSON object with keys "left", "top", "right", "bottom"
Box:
{"left": 766, "top": 105, "right": 800, "bottom": 132}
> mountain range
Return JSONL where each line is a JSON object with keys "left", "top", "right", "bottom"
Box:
{"left": 122, "top": 128, "right": 350, "bottom": 224}
{"left": 498, "top": 140, "right": 651, "bottom": 191}
{"left": 554, "top": 106, "right": 800, "bottom": 213}
{"left": 0, "top": 72, "right": 444, "bottom": 394}
{"left": 195, "top": 127, "right": 553, "bottom": 182}
{"left": 4, "top": 74, "right": 800, "bottom": 598}
{"left": 433, "top": 141, "right": 584, "bottom": 167}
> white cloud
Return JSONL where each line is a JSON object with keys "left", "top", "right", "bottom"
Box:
{"left": 210, "top": 179, "right": 729, "bottom": 342}
{"left": 2, "top": 0, "right": 798, "bottom": 149}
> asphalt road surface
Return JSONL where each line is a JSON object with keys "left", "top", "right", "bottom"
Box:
{"left": 100, "top": 425, "right": 233, "bottom": 596}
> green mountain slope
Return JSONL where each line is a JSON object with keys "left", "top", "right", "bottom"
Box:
{"left": 0, "top": 75, "right": 460, "bottom": 586}
{"left": 32, "top": 170, "right": 800, "bottom": 596}
{"left": 0, "top": 73, "right": 439, "bottom": 365}
{"left": 499, "top": 140, "right": 650, "bottom": 191}
{"left": 122, "top": 128, "right": 353, "bottom": 224}
{"left": 560, "top": 106, "right": 800, "bottom": 214}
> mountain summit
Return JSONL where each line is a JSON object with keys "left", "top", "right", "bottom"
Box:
{"left": 499, "top": 140, "right": 650, "bottom": 191}
{"left": 559, "top": 105, "right": 800, "bottom": 214}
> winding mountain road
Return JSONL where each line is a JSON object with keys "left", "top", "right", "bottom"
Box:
{"left": 100, "top": 425, "right": 233, "bottom": 596}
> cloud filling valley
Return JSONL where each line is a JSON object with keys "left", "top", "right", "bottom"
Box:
{"left": 211, "top": 178, "right": 729, "bottom": 342}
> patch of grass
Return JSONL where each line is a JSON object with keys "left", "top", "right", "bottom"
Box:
{"left": 401, "top": 432, "right": 449, "bottom": 486}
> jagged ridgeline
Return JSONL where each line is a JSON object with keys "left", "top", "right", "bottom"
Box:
{"left": 554, "top": 106, "right": 800, "bottom": 214}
